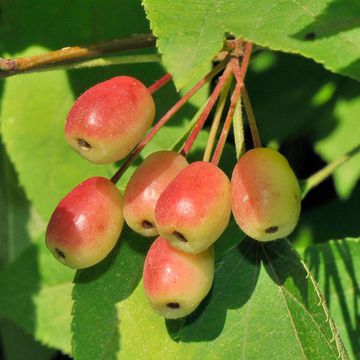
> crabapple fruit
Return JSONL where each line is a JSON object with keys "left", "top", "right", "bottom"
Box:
{"left": 143, "top": 236, "right": 214, "bottom": 319}
{"left": 45, "top": 176, "right": 124, "bottom": 269}
{"left": 231, "top": 147, "right": 301, "bottom": 241}
{"left": 123, "top": 151, "right": 188, "bottom": 236}
{"left": 155, "top": 161, "right": 231, "bottom": 254}
{"left": 65, "top": 76, "right": 155, "bottom": 164}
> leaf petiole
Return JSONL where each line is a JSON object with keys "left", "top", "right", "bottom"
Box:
{"left": 301, "top": 144, "right": 360, "bottom": 198}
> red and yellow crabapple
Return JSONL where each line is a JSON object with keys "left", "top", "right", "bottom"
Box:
{"left": 46, "top": 176, "right": 124, "bottom": 269}
{"left": 155, "top": 161, "right": 231, "bottom": 254}
{"left": 65, "top": 76, "right": 155, "bottom": 164}
{"left": 143, "top": 236, "right": 214, "bottom": 319}
{"left": 123, "top": 151, "right": 188, "bottom": 236}
{"left": 231, "top": 147, "right": 301, "bottom": 241}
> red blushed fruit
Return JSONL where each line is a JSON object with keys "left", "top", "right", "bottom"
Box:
{"left": 143, "top": 236, "right": 214, "bottom": 319}
{"left": 155, "top": 161, "right": 231, "bottom": 254}
{"left": 65, "top": 76, "right": 155, "bottom": 164}
{"left": 123, "top": 151, "right": 188, "bottom": 237}
{"left": 231, "top": 147, "right": 301, "bottom": 241}
{"left": 45, "top": 177, "right": 124, "bottom": 269}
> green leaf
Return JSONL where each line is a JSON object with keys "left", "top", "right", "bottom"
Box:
{"left": 313, "top": 81, "right": 360, "bottom": 199}
{"left": 114, "top": 239, "right": 347, "bottom": 359}
{"left": 292, "top": 187, "right": 360, "bottom": 248}
{"left": 0, "top": 239, "right": 74, "bottom": 354}
{"left": 71, "top": 227, "right": 150, "bottom": 360}
{"left": 246, "top": 51, "right": 342, "bottom": 144}
{"left": 0, "top": 138, "right": 53, "bottom": 360}
{"left": 0, "top": 319, "right": 55, "bottom": 360}
{"left": 0, "top": 0, "right": 151, "bottom": 55}
{"left": 303, "top": 238, "right": 360, "bottom": 360}
{"left": 0, "top": 56, "right": 117, "bottom": 220}
{"left": 0, "top": 1, "right": 142, "bottom": 220}
{"left": 0, "top": 0, "right": 208, "bottom": 221}
{"left": 71, "top": 220, "right": 244, "bottom": 360}
{"left": 0, "top": 137, "right": 44, "bottom": 268}
{"left": 143, "top": 0, "right": 360, "bottom": 88}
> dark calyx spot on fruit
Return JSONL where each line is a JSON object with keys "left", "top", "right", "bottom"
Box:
{"left": 167, "top": 302, "right": 180, "bottom": 309}
{"left": 304, "top": 32, "right": 316, "bottom": 41}
{"left": 55, "top": 248, "right": 66, "bottom": 259}
{"left": 265, "top": 226, "right": 278, "bottom": 234}
{"left": 142, "top": 220, "right": 154, "bottom": 229}
{"left": 173, "top": 231, "right": 187, "bottom": 242}
{"left": 77, "top": 138, "right": 91, "bottom": 149}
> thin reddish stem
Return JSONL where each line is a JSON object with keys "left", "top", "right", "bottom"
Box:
{"left": 148, "top": 73, "right": 172, "bottom": 94}
{"left": 111, "top": 58, "right": 229, "bottom": 184}
{"left": 203, "top": 76, "right": 232, "bottom": 162}
{"left": 211, "top": 80, "right": 243, "bottom": 165}
{"left": 233, "top": 42, "right": 253, "bottom": 82}
{"left": 232, "top": 42, "right": 262, "bottom": 148}
{"left": 180, "top": 60, "right": 234, "bottom": 157}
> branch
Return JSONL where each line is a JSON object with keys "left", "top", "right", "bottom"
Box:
{"left": 301, "top": 144, "right": 360, "bottom": 199}
{"left": 0, "top": 35, "right": 264, "bottom": 79}
{"left": 0, "top": 33, "right": 156, "bottom": 78}
{"left": 23, "top": 54, "right": 161, "bottom": 74}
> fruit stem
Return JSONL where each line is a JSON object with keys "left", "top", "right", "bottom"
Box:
{"left": 0, "top": 34, "right": 157, "bottom": 78}
{"left": 110, "top": 58, "right": 229, "bottom": 184}
{"left": 211, "top": 76, "right": 242, "bottom": 165}
{"left": 241, "top": 86, "right": 262, "bottom": 148}
{"left": 171, "top": 96, "right": 211, "bottom": 152}
{"left": 232, "top": 42, "right": 262, "bottom": 149}
{"left": 301, "top": 143, "right": 360, "bottom": 199}
{"left": 203, "top": 75, "right": 232, "bottom": 162}
{"left": 233, "top": 42, "right": 253, "bottom": 81}
{"left": 148, "top": 73, "right": 173, "bottom": 94}
{"left": 233, "top": 97, "right": 245, "bottom": 159}
{"left": 180, "top": 59, "right": 234, "bottom": 157}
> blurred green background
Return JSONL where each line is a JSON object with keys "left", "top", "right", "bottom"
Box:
{"left": 0, "top": 0, "right": 359, "bottom": 359}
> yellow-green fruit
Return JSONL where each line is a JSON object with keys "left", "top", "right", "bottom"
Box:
{"left": 143, "top": 236, "right": 215, "bottom": 319}
{"left": 231, "top": 148, "right": 301, "bottom": 241}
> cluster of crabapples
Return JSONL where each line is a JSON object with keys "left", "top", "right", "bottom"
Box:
{"left": 46, "top": 74, "right": 301, "bottom": 319}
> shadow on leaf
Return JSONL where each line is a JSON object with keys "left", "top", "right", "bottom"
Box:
{"left": 262, "top": 239, "right": 310, "bottom": 306}
{"left": 0, "top": 245, "right": 40, "bottom": 336}
{"left": 291, "top": 0, "right": 360, "bottom": 42}
{"left": 305, "top": 239, "right": 360, "bottom": 358}
{"left": 340, "top": 59, "right": 360, "bottom": 82}
{"left": 166, "top": 237, "right": 260, "bottom": 342}
{"left": 72, "top": 226, "right": 149, "bottom": 360}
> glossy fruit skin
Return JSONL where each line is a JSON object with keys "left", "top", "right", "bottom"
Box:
{"left": 143, "top": 236, "right": 214, "bottom": 319}
{"left": 155, "top": 161, "right": 231, "bottom": 254}
{"left": 231, "top": 147, "right": 301, "bottom": 241}
{"left": 45, "top": 177, "right": 124, "bottom": 269}
{"left": 123, "top": 151, "right": 188, "bottom": 237}
{"left": 65, "top": 76, "right": 155, "bottom": 164}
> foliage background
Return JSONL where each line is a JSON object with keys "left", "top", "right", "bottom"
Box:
{"left": 0, "top": 0, "right": 359, "bottom": 359}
